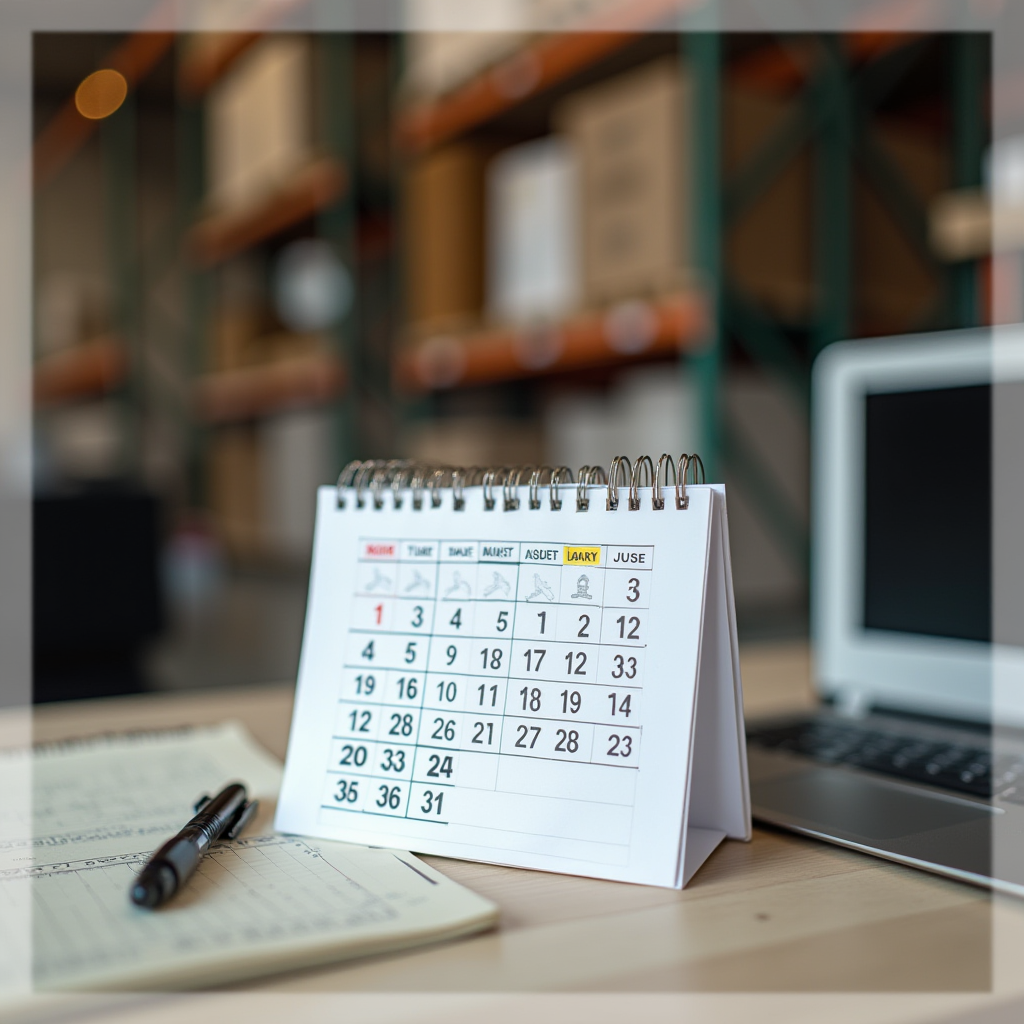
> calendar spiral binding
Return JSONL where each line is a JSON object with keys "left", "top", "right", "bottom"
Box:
{"left": 336, "top": 454, "right": 706, "bottom": 514}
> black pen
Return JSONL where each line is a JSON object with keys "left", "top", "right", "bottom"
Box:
{"left": 129, "top": 782, "right": 259, "bottom": 909}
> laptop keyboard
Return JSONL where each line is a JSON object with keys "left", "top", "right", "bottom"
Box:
{"left": 747, "top": 719, "right": 1024, "bottom": 800}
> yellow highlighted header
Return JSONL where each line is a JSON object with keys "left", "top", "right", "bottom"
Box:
{"left": 564, "top": 545, "right": 601, "bottom": 565}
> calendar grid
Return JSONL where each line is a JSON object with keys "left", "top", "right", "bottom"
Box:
{"left": 322, "top": 538, "right": 652, "bottom": 839}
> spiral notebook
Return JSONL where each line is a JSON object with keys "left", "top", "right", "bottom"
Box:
{"left": 277, "top": 457, "right": 751, "bottom": 889}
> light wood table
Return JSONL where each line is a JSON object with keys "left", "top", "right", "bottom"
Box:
{"left": 23, "top": 642, "right": 1024, "bottom": 1023}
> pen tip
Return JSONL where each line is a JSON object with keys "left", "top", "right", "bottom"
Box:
{"left": 130, "top": 864, "right": 175, "bottom": 908}
{"left": 130, "top": 882, "right": 158, "bottom": 907}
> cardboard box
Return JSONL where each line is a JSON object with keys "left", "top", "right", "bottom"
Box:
{"left": 556, "top": 59, "right": 690, "bottom": 305}
{"left": 401, "top": 2, "right": 528, "bottom": 98}
{"left": 206, "top": 36, "right": 314, "bottom": 213}
{"left": 559, "top": 57, "right": 947, "bottom": 327}
{"left": 404, "top": 144, "right": 488, "bottom": 328}
{"left": 487, "top": 136, "right": 579, "bottom": 324}
{"left": 559, "top": 62, "right": 811, "bottom": 314}
{"left": 403, "top": 31, "right": 529, "bottom": 99}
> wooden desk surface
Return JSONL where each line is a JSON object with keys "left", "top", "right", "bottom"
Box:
{"left": 24, "top": 642, "right": 1024, "bottom": 1022}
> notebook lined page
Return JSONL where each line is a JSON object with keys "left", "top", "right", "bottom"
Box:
{"left": 0, "top": 724, "right": 496, "bottom": 995}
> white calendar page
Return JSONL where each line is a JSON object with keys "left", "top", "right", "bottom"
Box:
{"left": 277, "top": 483, "right": 745, "bottom": 888}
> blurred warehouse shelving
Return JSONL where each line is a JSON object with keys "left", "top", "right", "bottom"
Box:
{"left": 187, "top": 156, "right": 348, "bottom": 267}
{"left": 29, "top": 12, "right": 991, "bottom": 696}
{"left": 395, "top": 291, "right": 705, "bottom": 391}
{"left": 33, "top": 336, "right": 128, "bottom": 408}
{"left": 390, "top": 20, "right": 988, "bottom": 607}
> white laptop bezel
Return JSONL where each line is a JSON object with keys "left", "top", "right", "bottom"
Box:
{"left": 813, "top": 327, "right": 1023, "bottom": 726}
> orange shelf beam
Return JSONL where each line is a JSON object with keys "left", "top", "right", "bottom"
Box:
{"left": 395, "top": 292, "right": 707, "bottom": 393}
{"left": 179, "top": 32, "right": 263, "bottom": 99}
{"left": 399, "top": 31, "right": 635, "bottom": 155}
{"left": 194, "top": 352, "right": 347, "bottom": 424}
{"left": 187, "top": 157, "right": 347, "bottom": 267}
{"left": 34, "top": 337, "right": 127, "bottom": 407}
{"left": 398, "top": 22, "right": 924, "bottom": 154}
{"left": 178, "top": 0, "right": 313, "bottom": 98}
{"left": 397, "top": 0, "right": 690, "bottom": 154}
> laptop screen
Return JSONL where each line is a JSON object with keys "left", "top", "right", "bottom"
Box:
{"left": 863, "top": 384, "right": 991, "bottom": 644}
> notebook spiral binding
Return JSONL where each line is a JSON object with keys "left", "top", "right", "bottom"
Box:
{"left": 336, "top": 454, "right": 706, "bottom": 514}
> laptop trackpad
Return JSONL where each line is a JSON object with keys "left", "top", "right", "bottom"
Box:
{"left": 752, "top": 768, "right": 993, "bottom": 841}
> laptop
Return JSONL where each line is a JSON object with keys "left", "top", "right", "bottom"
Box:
{"left": 746, "top": 327, "right": 1024, "bottom": 896}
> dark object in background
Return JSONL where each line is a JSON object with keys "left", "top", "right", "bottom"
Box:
{"left": 33, "top": 489, "right": 164, "bottom": 703}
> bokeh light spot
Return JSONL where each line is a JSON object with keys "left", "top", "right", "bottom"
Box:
{"left": 74, "top": 69, "right": 128, "bottom": 120}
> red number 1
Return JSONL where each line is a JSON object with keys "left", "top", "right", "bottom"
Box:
{"left": 374, "top": 603, "right": 383, "bottom": 625}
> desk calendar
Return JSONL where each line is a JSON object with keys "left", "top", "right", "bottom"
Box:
{"left": 277, "top": 458, "right": 751, "bottom": 888}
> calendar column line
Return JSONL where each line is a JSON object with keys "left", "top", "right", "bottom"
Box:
{"left": 403, "top": 540, "right": 443, "bottom": 820}
{"left": 493, "top": 555, "right": 527, "bottom": 776}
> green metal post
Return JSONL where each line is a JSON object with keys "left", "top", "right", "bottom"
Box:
{"left": 952, "top": 34, "right": 986, "bottom": 327}
{"left": 685, "top": 30, "right": 722, "bottom": 482}
{"left": 813, "top": 36, "right": 851, "bottom": 356}
{"left": 318, "top": 33, "right": 358, "bottom": 469}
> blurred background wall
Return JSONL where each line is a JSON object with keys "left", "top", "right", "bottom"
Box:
{"left": 30, "top": 10, "right": 989, "bottom": 699}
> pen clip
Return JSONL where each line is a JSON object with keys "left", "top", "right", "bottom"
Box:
{"left": 224, "top": 799, "right": 259, "bottom": 840}
{"left": 193, "top": 794, "right": 211, "bottom": 813}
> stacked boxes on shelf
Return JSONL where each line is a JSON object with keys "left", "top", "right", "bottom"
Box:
{"left": 486, "top": 135, "right": 579, "bottom": 325}
{"left": 404, "top": 143, "right": 489, "bottom": 331}
{"left": 402, "top": 51, "right": 950, "bottom": 356}
{"left": 555, "top": 58, "right": 690, "bottom": 305}
{"left": 198, "top": 36, "right": 344, "bottom": 564}
{"left": 401, "top": 1, "right": 633, "bottom": 101}
{"left": 205, "top": 36, "right": 316, "bottom": 215}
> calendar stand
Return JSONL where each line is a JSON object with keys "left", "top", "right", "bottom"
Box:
{"left": 278, "top": 458, "right": 751, "bottom": 889}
